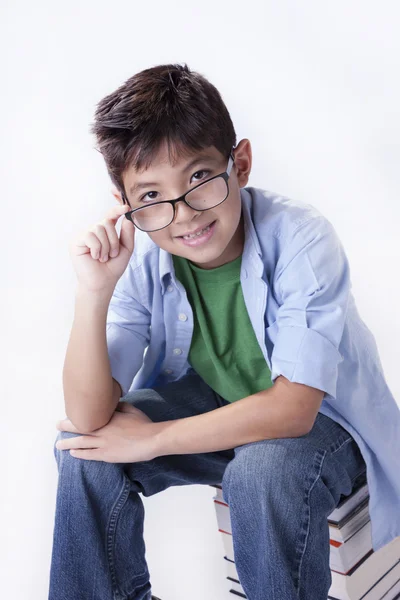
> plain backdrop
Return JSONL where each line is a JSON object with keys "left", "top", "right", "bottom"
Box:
{"left": 1, "top": 1, "right": 399, "bottom": 599}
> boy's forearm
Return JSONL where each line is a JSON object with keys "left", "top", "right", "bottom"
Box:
{"left": 152, "top": 383, "right": 311, "bottom": 457}
{"left": 62, "top": 286, "right": 118, "bottom": 433}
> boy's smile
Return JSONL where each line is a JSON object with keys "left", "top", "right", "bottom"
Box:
{"left": 175, "top": 218, "right": 216, "bottom": 246}
{"left": 119, "top": 139, "right": 252, "bottom": 269}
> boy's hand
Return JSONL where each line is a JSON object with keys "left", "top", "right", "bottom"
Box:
{"left": 69, "top": 203, "right": 135, "bottom": 293}
{"left": 55, "top": 402, "right": 162, "bottom": 463}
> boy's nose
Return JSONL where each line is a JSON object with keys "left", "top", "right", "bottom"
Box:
{"left": 173, "top": 198, "right": 200, "bottom": 225}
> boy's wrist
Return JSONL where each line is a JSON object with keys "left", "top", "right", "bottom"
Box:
{"left": 75, "top": 284, "right": 115, "bottom": 305}
{"left": 150, "top": 420, "right": 171, "bottom": 458}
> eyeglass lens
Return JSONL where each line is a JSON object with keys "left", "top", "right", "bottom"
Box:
{"left": 132, "top": 177, "right": 228, "bottom": 232}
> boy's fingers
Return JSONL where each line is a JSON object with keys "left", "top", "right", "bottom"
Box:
{"left": 119, "top": 213, "right": 135, "bottom": 254}
{"left": 105, "top": 203, "right": 130, "bottom": 224}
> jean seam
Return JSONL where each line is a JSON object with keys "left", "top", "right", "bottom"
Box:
{"left": 106, "top": 473, "right": 148, "bottom": 599}
{"left": 295, "top": 448, "right": 327, "bottom": 598}
{"left": 330, "top": 436, "right": 353, "bottom": 455}
{"left": 331, "top": 436, "right": 367, "bottom": 484}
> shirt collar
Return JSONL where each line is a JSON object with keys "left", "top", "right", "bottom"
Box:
{"left": 159, "top": 187, "right": 263, "bottom": 293}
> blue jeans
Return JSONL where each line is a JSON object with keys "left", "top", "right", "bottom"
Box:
{"left": 48, "top": 371, "right": 367, "bottom": 600}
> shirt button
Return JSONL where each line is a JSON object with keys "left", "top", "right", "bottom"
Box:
{"left": 178, "top": 313, "right": 188, "bottom": 321}
{"left": 164, "top": 368, "right": 173, "bottom": 375}
{"left": 173, "top": 348, "right": 182, "bottom": 355}
{"left": 167, "top": 285, "right": 174, "bottom": 293}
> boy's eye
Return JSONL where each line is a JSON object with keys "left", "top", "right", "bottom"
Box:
{"left": 191, "top": 169, "right": 210, "bottom": 182}
{"left": 140, "top": 191, "right": 159, "bottom": 203}
{"left": 138, "top": 170, "right": 210, "bottom": 203}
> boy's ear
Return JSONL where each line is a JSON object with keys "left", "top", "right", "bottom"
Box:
{"left": 233, "top": 138, "right": 252, "bottom": 188}
{"left": 111, "top": 186, "right": 124, "bottom": 205}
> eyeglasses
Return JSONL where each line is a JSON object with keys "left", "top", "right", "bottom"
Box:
{"left": 121, "top": 150, "right": 235, "bottom": 232}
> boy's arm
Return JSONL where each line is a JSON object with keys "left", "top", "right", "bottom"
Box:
{"left": 62, "top": 281, "right": 148, "bottom": 434}
{"left": 151, "top": 216, "right": 348, "bottom": 456}
{"left": 62, "top": 287, "right": 120, "bottom": 433}
{"left": 152, "top": 376, "right": 324, "bottom": 456}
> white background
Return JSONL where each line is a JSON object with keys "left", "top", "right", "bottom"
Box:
{"left": 1, "top": 1, "right": 399, "bottom": 599}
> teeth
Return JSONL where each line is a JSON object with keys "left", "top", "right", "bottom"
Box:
{"left": 183, "top": 225, "right": 211, "bottom": 240}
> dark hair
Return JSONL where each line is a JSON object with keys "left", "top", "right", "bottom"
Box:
{"left": 89, "top": 63, "right": 237, "bottom": 196}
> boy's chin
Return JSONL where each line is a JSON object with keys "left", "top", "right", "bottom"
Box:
{"left": 174, "top": 245, "right": 221, "bottom": 262}
{"left": 179, "top": 245, "right": 235, "bottom": 269}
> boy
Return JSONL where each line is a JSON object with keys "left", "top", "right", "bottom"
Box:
{"left": 49, "top": 64, "right": 400, "bottom": 600}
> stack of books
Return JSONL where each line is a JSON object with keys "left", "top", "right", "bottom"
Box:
{"left": 211, "top": 481, "right": 400, "bottom": 599}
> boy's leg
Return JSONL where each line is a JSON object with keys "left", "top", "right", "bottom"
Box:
{"left": 48, "top": 371, "right": 234, "bottom": 600}
{"left": 221, "top": 411, "right": 367, "bottom": 600}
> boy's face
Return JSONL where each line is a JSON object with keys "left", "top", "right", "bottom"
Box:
{"left": 117, "top": 139, "right": 252, "bottom": 269}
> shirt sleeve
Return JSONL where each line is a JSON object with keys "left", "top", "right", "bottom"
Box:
{"left": 106, "top": 265, "right": 150, "bottom": 397}
{"left": 270, "top": 216, "right": 350, "bottom": 398}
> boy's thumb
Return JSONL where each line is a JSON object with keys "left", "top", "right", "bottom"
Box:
{"left": 119, "top": 214, "right": 135, "bottom": 254}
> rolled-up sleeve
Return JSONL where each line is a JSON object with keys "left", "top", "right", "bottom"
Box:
{"left": 106, "top": 265, "right": 150, "bottom": 397}
{"left": 270, "top": 216, "right": 350, "bottom": 398}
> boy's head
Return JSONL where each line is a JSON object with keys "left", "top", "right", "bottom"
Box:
{"left": 90, "top": 63, "right": 252, "bottom": 268}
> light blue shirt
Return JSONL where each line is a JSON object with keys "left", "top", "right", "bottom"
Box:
{"left": 106, "top": 186, "right": 400, "bottom": 553}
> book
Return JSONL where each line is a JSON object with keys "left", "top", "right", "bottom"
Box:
{"left": 328, "top": 538, "right": 400, "bottom": 600}
{"left": 223, "top": 543, "right": 400, "bottom": 600}
{"left": 225, "top": 573, "right": 400, "bottom": 600}
{"left": 328, "top": 497, "right": 371, "bottom": 544}
{"left": 330, "top": 521, "right": 373, "bottom": 574}
{"left": 329, "top": 479, "right": 369, "bottom": 523}
{"left": 214, "top": 497, "right": 373, "bottom": 574}
{"left": 211, "top": 485, "right": 400, "bottom": 599}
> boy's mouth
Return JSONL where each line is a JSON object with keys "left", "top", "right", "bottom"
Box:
{"left": 176, "top": 220, "right": 216, "bottom": 247}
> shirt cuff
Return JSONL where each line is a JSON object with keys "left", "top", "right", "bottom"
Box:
{"left": 270, "top": 325, "right": 344, "bottom": 398}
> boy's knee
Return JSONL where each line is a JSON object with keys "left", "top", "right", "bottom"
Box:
{"left": 53, "top": 430, "right": 81, "bottom": 462}
{"left": 222, "top": 436, "right": 317, "bottom": 498}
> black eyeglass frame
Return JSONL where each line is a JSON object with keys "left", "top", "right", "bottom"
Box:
{"left": 121, "top": 150, "right": 236, "bottom": 233}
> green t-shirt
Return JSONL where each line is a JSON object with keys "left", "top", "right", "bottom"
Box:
{"left": 172, "top": 254, "right": 273, "bottom": 402}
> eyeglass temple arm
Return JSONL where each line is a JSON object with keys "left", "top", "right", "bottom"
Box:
{"left": 121, "top": 190, "right": 130, "bottom": 207}
{"left": 227, "top": 151, "right": 235, "bottom": 174}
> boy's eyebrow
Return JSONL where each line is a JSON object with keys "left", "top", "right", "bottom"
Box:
{"left": 128, "top": 154, "right": 219, "bottom": 196}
